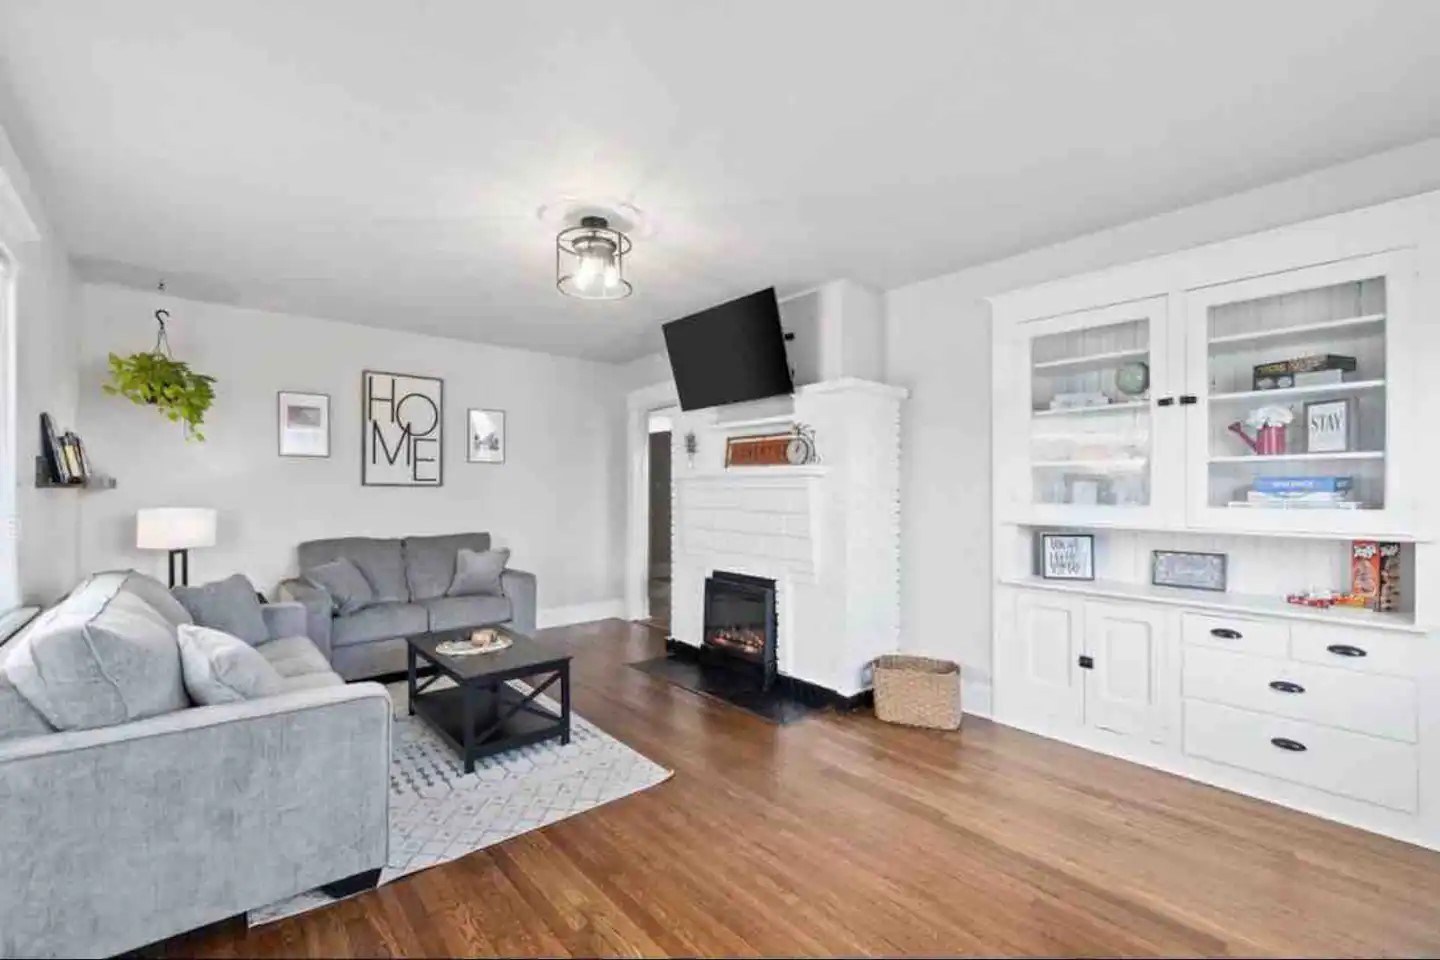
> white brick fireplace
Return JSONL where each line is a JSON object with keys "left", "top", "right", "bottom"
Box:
{"left": 669, "top": 378, "right": 906, "bottom": 697}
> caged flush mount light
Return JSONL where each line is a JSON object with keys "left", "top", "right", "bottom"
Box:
{"left": 556, "top": 215, "right": 633, "bottom": 300}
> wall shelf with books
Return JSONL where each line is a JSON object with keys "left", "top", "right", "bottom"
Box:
{"left": 34, "top": 456, "right": 116, "bottom": 490}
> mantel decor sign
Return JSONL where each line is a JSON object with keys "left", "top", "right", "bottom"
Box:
{"left": 361, "top": 370, "right": 443, "bottom": 486}
{"left": 1040, "top": 533, "right": 1094, "bottom": 581}
{"left": 1152, "top": 550, "right": 1227, "bottom": 592}
{"left": 724, "top": 427, "right": 818, "bottom": 467}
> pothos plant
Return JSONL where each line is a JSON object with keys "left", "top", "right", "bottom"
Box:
{"left": 103, "top": 307, "right": 217, "bottom": 441}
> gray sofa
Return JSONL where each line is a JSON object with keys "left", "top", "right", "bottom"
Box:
{"left": 279, "top": 533, "right": 537, "bottom": 680}
{"left": 0, "top": 571, "right": 390, "bottom": 959}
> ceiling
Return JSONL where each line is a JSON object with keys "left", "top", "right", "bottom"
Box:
{"left": 2, "top": 1, "right": 1439, "bottom": 362}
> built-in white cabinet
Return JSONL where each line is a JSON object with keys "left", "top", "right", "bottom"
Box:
{"left": 997, "top": 234, "right": 1426, "bottom": 539}
{"left": 1002, "top": 593, "right": 1169, "bottom": 745}
{"left": 990, "top": 193, "right": 1440, "bottom": 852}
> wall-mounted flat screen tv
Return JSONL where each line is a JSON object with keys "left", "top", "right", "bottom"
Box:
{"left": 662, "top": 288, "right": 793, "bottom": 411}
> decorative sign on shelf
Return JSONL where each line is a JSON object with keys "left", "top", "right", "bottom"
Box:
{"left": 1039, "top": 533, "right": 1094, "bottom": 581}
{"left": 724, "top": 425, "right": 819, "bottom": 467}
{"left": 1304, "top": 398, "right": 1353, "bottom": 453}
{"left": 1151, "top": 550, "right": 1227, "bottom": 592}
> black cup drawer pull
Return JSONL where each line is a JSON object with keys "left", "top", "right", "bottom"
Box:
{"left": 1270, "top": 737, "right": 1308, "bottom": 752}
{"left": 1269, "top": 680, "right": 1305, "bottom": 694}
{"left": 1326, "top": 644, "right": 1368, "bottom": 658}
{"left": 1210, "top": 628, "right": 1242, "bottom": 640}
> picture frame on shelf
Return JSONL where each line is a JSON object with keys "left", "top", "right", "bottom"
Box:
{"left": 466, "top": 408, "right": 506, "bottom": 464}
{"left": 1152, "top": 550, "right": 1227, "bottom": 592}
{"left": 1039, "top": 533, "right": 1094, "bottom": 581}
{"left": 1304, "top": 398, "right": 1353, "bottom": 454}
{"left": 277, "top": 391, "right": 331, "bottom": 458}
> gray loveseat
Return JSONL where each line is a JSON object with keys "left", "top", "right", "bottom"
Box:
{"left": 0, "top": 571, "right": 390, "bottom": 959}
{"left": 279, "top": 533, "right": 537, "bottom": 681}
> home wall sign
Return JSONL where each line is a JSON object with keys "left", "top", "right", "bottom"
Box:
{"left": 361, "top": 370, "right": 443, "bottom": 486}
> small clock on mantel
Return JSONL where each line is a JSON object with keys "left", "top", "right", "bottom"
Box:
{"left": 725, "top": 425, "right": 819, "bottom": 467}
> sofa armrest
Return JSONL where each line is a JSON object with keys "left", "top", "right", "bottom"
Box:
{"left": 0, "top": 683, "right": 391, "bottom": 958}
{"left": 278, "top": 577, "right": 334, "bottom": 660}
{"left": 261, "top": 601, "right": 308, "bottom": 641}
{"left": 502, "top": 568, "right": 537, "bottom": 636}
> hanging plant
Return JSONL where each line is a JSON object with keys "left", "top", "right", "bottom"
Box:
{"left": 103, "top": 299, "right": 217, "bottom": 441}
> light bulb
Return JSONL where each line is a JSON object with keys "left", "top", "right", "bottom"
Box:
{"left": 575, "top": 254, "right": 600, "bottom": 290}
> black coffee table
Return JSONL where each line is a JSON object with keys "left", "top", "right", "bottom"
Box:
{"left": 405, "top": 628, "right": 572, "bottom": 772}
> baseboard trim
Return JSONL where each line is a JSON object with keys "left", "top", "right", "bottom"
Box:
{"left": 961, "top": 677, "right": 993, "bottom": 719}
{"left": 537, "top": 599, "right": 626, "bottom": 629}
{"left": 662, "top": 639, "right": 871, "bottom": 711}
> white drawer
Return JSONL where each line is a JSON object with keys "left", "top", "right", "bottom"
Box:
{"left": 1291, "top": 624, "right": 1420, "bottom": 677}
{"left": 1182, "top": 699, "right": 1418, "bottom": 813}
{"left": 1182, "top": 646, "right": 1418, "bottom": 742}
{"left": 1180, "top": 612, "right": 1289, "bottom": 658}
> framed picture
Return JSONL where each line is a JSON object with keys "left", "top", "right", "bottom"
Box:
{"left": 1152, "top": 550, "right": 1227, "bottom": 591}
{"left": 1304, "top": 398, "right": 1353, "bottom": 453}
{"left": 1040, "top": 533, "right": 1094, "bottom": 581}
{"left": 277, "top": 391, "right": 330, "bottom": 458}
{"left": 361, "top": 370, "right": 443, "bottom": 486}
{"left": 467, "top": 408, "right": 506, "bottom": 464}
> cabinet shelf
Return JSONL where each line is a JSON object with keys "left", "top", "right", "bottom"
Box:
{"left": 1031, "top": 400, "right": 1148, "bottom": 418}
{"left": 1208, "top": 451, "right": 1384, "bottom": 465}
{"left": 1206, "top": 313, "right": 1384, "bottom": 348}
{"left": 1031, "top": 458, "right": 1148, "bottom": 472}
{"left": 1032, "top": 347, "right": 1147, "bottom": 373}
{"left": 1208, "top": 379, "right": 1386, "bottom": 404}
{"left": 1000, "top": 575, "right": 1422, "bottom": 633}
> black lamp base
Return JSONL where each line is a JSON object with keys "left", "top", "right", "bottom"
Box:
{"left": 167, "top": 549, "right": 191, "bottom": 588}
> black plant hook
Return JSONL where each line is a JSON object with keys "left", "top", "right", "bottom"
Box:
{"left": 153, "top": 278, "right": 173, "bottom": 356}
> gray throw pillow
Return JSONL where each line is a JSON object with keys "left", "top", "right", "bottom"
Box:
{"left": 177, "top": 624, "right": 284, "bottom": 705}
{"left": 172, "top": 573, "right": 270, "bottom": 646}
{"left": 447, "top": 547, "right": 510, "bottom": 597}
{"left": 303, "top": 557, "right": 376, "bottom": 616}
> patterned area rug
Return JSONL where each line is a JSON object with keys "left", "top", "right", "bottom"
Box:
{"left": 248, "top": 680, "right": 672, "bottom": 926}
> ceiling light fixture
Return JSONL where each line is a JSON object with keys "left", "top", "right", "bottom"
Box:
{"left": 556, "top": 215, "right": 632, "bottom": 300}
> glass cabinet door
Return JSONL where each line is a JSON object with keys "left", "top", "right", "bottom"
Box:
{"left": 1024, "top": 297, "right": 1170, "bottom": 522}
{"left": 1185, "top": 250, "right": 1414, "bottom": 535}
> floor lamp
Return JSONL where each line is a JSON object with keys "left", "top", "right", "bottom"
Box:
{"left": 136, "top": 508, "right": 217, "bottom": 587}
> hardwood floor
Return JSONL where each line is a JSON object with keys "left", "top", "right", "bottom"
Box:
{"left": 169, "top": 620, "right": 1440, "bottom": 958}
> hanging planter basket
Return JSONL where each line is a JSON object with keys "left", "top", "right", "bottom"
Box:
{"left": 103, "top": 300, "right": 217, "bottom": 442}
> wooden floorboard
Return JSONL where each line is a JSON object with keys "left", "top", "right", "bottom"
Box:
{"left": 168, "top": 619, "right": 1440, "bottom": 958}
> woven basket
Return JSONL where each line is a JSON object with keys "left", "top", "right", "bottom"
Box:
{"left": 872, "top": 655, "right": 961, "bottom": 730}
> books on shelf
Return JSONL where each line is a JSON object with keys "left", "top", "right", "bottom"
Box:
{"left": 1251, "top": 476, "right": 1353, "bottom": 494}
{"left": 1235, "top": 474, "right": 1360, "bottom": 509}
{"left": 1253, "top": 354, "right": 1356, "bottom": 391}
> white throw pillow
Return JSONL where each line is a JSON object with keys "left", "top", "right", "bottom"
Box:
{"left": 177, "top": 623, "right": 284, "bottom": 705}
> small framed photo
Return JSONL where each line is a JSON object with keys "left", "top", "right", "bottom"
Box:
{"left": 1040, "top": 533, "right": 1094, "bottom": 581}
{"left": 467, "top": 408, "right": 506, "bottom": 464}
{"left": 1304, "top": 398, "right": 1353, "bottom": 453}
{"left": 1152, "top": 550, "right": 1227, "bottom": 592}
{"left": 278, "top": 391, "right": 330, "bottom": 458}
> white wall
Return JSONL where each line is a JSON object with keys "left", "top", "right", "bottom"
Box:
{"left": 0, "top": 121, "right": 80, "bottom": 605}
{"left": 76, "top": 282, "right": 628, "bottom": 621}
{"left": 886, "top": 135, "right": 1440, "bottom": 695}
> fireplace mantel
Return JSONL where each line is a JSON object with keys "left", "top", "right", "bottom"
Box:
{"left": 668, "top": 378, "right": 905, "bottom": 697}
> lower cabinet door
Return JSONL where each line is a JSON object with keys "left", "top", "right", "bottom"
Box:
{"left": 1082, "top": 601, "right": 1169, "bottom": 743}
{"left": 1009, "top": 592, "right": 1085, "bottom": 730}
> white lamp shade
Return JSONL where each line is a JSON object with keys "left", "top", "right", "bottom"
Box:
{"left": 136, "top": 508, "right": 217, "bottom": 551}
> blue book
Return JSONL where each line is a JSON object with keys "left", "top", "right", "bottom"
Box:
{"left": 1252, "top": 476, "right": 1353, "bottom": 494}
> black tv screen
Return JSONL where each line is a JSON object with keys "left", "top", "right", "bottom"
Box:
{"left": 662, "top": 288, "right": 793, "bottom": 411}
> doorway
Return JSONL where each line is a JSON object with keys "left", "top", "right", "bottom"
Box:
{"left": 644, "top": 408, "right": 677, "bottom": 630}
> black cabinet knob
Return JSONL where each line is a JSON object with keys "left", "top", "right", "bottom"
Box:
{"left": 1179, "top": 394, "right": 1198, "bottom": 405}
{"left": 1078, "top": 655, "right": 1094, "bottom": 669}
{"left": 1326, "top": 644, "right": 1367, "bottom": 658}
{"left": 1156, "top": 397, "right": 1175, "bottom": 407}
{"left": 1270, "top": 737, "right": 1307, "bottom": 752}
{"left": 1269, "top": 680, "right": 1305, "bottom": 694}
{"left": 1210, "top": 628, "right": 1242, "bottom": 640}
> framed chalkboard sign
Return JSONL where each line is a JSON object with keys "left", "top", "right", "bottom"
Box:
{"left": 1152, "top": 550, "right": 1227, "bottom": 591}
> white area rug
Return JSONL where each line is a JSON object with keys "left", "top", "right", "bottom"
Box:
{"left": 248, "top": 680, "right": 672, "bottom": 926}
